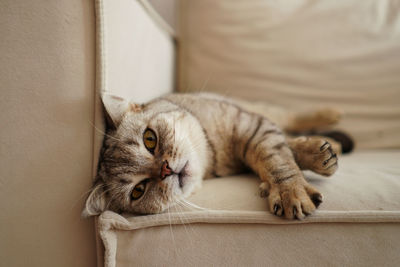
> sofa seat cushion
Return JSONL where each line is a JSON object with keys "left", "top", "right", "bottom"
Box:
{"left": 188, "top": 150, "right": 400, "bottom": 213}
{"left": 97, "top": 150, "right": 400, "bottom": 266}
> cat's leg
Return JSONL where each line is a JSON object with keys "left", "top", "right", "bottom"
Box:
{"left": 284, "top": 108, "right": 342, "bottom": 133}
{"left": 234, "top": 98, "right": 342, "bottom": 133}
{"left": 287, "top": 136, "right": 340, "bottom": 176}
{"left": 240, "top": 118, "right": 323, "bottom": 220}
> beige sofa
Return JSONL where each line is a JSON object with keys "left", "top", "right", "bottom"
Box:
{"left": 95, "top": 1, "right": 400, "bottom": 266}
{"left": 1, "top": 0, "right": 399, "bottom": 266}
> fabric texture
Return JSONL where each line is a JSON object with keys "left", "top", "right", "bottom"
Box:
{"left": 97, "top": 0, "right": 175, "bottom": 103}
{"left": 178, "top": 0, "right": 400, "bottom": 149}
{"left": 94, "top": 1, "right": 175, "bottom": 265}
{"left": 0, "top": 0, "right": 97, "bottom": 266}
{"left": 112, "top": 223, "right": 398, "bottom": 267}
{"left": 97, "top": 150, "right": 400, "bottom": 266}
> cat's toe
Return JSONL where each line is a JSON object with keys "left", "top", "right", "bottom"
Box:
{"left": 283, "top": 199, "right": 306, "bottom": 220}
{"left": 281, "top": 188, "right": 310, "bottom": 220}
{"left": 296, "top": 187, "right": 318, "bottom": 217}
{"left": 293, "top": 205, "right": 306, "bottom": 220}
{"left": 310, "top": 140, "right": 339, "bottom": 176}
{"left": 273, "top": 203, "right": 282, "bottom": 215}
{"left": 266, "top": 178, "right": 323, "bottom": 220}
{"left": 304, "top": 184, "right": 323, "bottom": 209}
{"left": 259, "top": 182, "right": 270, "bottom": 198}
{"left": 267, "top": 186, "right": 283, "bottom": 216}
{"left": 278, "top": 182, "right": 322, "bottom": 220}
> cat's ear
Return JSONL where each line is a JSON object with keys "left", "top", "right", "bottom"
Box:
{"left": 81, "top": 181, "right": 107, "bottom": 218}
{"left": 102, "top": 94, "right": 130, "bottom": 129}
{"left": 102, "top": 94, "right": 141, "bottom": 129}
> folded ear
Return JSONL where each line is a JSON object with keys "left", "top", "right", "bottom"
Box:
{"left": 102, "top": 94, "right": 130, "bottom": 129}
{"left": 81, "top": 181, "right": 107, "bottom": 218}
{"left": 102, "top": 94, "right": 142, "bottom": 129}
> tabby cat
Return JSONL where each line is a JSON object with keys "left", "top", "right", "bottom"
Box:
{"left": 83, "top": 93, "right": 350, "bottom": 220}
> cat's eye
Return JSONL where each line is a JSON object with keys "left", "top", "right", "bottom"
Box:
{"left": 131, "top": 180, "right": 147, "bottom": 200}
{"left": 143, "top": 128, "right": 157, "bottom": 153}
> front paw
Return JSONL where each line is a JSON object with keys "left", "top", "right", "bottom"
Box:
{"left": 260, "top": 180, "right": 323, "bottom": 220}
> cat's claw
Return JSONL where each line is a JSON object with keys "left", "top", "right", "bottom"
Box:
{"left": 311, "top": 193, "right": 323, "bottom": 208}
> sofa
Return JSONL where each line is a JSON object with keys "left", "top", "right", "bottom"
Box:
{"left": 95, "top": 0, "right": 400, "bottom": 266}
{"left": 1, "top": 0, "right": 399, "bottom": 266}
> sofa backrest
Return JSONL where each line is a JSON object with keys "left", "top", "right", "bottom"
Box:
{"left": 178, "top": 0, "right": 400, "bottom": 149}
{"left": 98, "top": 0, "right": 175, "bottom": 103}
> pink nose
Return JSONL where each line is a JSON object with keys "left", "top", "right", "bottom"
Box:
{"left": 160, "top": 160, "right": 172, "bottom": 180}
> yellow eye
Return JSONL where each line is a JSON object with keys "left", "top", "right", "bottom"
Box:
{"left": 131, "top": 181, "right": 146, "bottom": 200}
{"left": 143, "top": 128, "right": 157, "bottom": 152}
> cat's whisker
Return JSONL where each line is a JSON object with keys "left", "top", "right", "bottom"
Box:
{"left": 122, "top": 185, "right": 133, "bottom": 203}
{"left": 88, "top": 121, "right": 125, "bottom": 143}
{"left": 178, "top": 198, "right": 208, "bottom": 211}
{"left": 176, "top": 199, "right": 191, "bottom": 210}
{"left": 166, "top": 206, "right": 178, "bottom": 259}
{"left": 68, "top": 183, "right": 110, "bottom": 213}
{"left": 175, "top": 200, "right": 202, "bottom": 239}
{"left": 105, "top": 187, "right": 122, "bottom": 210}
{"left": 174, "top": 202, "right": 197, "bottom": 246}
{"left": 174, "top": 117, "right": 176, "bottom": 150}
{"left": 198, "top": 76, "right": 211, "bottom": 93}
{"left": 89, "top": 120, "right": 137, "bottom": 145}
{"left": 72, "top": 183, "right": 107, "bottom": 206}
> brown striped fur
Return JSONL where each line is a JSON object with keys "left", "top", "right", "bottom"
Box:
{"left": 83, "top": 93, "right": 343, "bottom": 220}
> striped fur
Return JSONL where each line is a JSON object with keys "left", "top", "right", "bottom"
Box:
{"left": 83, "top": 93, "right": 341, "bottom": 219}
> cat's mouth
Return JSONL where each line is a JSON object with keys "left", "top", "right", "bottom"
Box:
{"left": 178, "top": 161, "right": 189, "bottom": 188}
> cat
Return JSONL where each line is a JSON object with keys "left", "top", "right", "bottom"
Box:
{"left": 83, "top": 93, "right": 352, "bottom": 220}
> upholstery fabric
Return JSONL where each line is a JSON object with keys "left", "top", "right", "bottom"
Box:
{"left": 93, "top": 1, "right": 400, "bottom": 266}
{"left": 97, "top": 150, "right": 400, "bottom": 266}
{"left": 97, "top": 0, "right": 175, "bottom": 103}
{"left": 0, "top": 0, "right": 97, "bottom": 266}
{"left": 93, "top": 1, "right": 175, "bottom": 265}
{"left": 113, "top": 223, "right": 398, "bottom": 267}
{"left": 178, "top": 0, "right": 400, "bottom": 149}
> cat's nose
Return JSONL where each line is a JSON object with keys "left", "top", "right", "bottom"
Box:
{"left": 160, "top": 160, "right": 173, "bottom": 180}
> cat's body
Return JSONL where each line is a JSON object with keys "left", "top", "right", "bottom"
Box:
{"left": 83, "top": 93, "right": 347, "bottom": 220}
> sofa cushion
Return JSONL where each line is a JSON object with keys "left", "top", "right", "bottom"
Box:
{"left": 178, "top": 0, "right": 400, "bottom": 149}
{"left": 189, "top": 150, "right": 400, "bottom": 213}
{"left": 97, "top": 150, "right": 400, "bottom": 266}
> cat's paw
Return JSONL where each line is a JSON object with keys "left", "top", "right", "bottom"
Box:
{"left": 290, "top": 136, "right": 339, "bottom": 176}
{"left": 261, "top": 180, "right": 323, "bottom": 220}
{"left": 314, "top": 140, "right": 338, "bottom": 176}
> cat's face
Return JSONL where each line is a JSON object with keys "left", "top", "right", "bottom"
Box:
{"left": 83, "top": 97, "right": 209, "bottom": 216}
